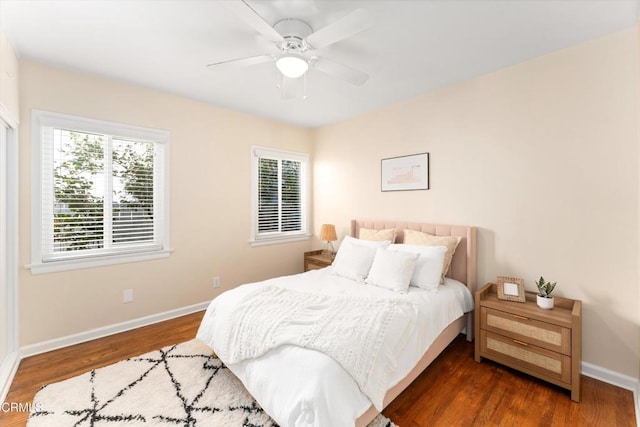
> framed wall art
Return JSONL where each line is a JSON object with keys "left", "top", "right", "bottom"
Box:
{"left": 496, "top": 276, "right": 526, "bottom": 302}
{"left": 381, "top": 153, "right": 429, "bottom": 192}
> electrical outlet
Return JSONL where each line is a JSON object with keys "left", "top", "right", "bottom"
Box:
{"left": 123, "top": 289, "right": 134, "bottom": 303}
{"left": 212, "top": 276, "right": 221, "bottom": 288}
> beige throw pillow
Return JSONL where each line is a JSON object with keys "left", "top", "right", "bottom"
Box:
{"left": 359, "top": 227, "right": 396, "bottom": 243}
{"left": 403, "top": 229, "right": 461, "bottom": 283}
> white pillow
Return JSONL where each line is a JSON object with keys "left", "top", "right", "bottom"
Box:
{"left": 332, "top": 235, "right": 391, "bottom": 282}
{"left": 403, "top": 230, "right": 461, "bottom": 284}
{"left": 387, "top": 244, "right": 447, "bottom": 291}
{"left": 365, "top": 247, "right": 419, "bottom": 293}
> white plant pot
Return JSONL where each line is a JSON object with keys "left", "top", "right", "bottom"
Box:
{"left": 537, "top": 295, "right": 554, "bottom": 309}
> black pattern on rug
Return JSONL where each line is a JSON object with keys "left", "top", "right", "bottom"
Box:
{"left": 28, "top": 339, "right": 397, "bottom": 427}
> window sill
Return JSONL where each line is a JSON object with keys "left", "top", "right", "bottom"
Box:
{"left": 249, "top": 234, "right": 310, "bottom": 247}
{"left": 26, "top": 249, "right": 172, "bottom": 274}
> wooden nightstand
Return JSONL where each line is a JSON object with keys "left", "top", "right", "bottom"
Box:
{"left": 303, "top": 250, "right": 333, "bottom": 272}
{"left": 475, "top": 282, "right": 582, "bottom": 402}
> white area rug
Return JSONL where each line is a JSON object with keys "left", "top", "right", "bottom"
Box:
{"left": 28, "top": 339, "right": 398, "bottom": 427}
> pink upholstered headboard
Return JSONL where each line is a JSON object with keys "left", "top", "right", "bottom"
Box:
{"left": 351, "top": 219, "right": 477, "bottom": 293}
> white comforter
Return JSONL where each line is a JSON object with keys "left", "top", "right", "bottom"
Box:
{"left": 213, "top": 285, "right": 418, "bottom": 409}
{"left": 196, "top": 267, "right": 473, "bottom": 427}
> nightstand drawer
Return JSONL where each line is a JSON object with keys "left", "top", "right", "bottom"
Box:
{"left": 304, "top": 261, "right": 328, "bottom": 271}
{"left": 481, "top": 307, "right": 571, "bottom": 355}
{"left": 303, "top": 250, "right": 333, "bottom": 272}
{"left": 480, "top": 330, "right": 571, "bottom": 385}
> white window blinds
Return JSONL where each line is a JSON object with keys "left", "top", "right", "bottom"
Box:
{"left": 32, "top": 110, "right": 170, "bottom": 271}
{"left": 252, "top": 146, "right": 308, "bottom": 244}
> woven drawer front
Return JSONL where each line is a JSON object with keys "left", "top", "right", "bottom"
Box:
{"left": 481, "top": 307, "right": 570, "bottom": 355}
{"left": 481, "top": 331, "right": 571, "bottom": 384}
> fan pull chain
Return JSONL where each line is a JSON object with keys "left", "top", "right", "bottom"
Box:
{"left": 302, "top": 72, "right": 308, "bottom": 100}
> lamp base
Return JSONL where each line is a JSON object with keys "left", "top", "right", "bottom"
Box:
{"left": 321, "top": 249, "right": 335, "bottom": 259}
{"left": 322, "top": 241, "right": 335, "bottom": 259}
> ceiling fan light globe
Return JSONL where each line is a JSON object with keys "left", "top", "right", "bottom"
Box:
{"left": 276, "top": 54, "right": 309, "bottom": 79}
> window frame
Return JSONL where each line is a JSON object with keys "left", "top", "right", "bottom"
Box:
{"left": 29, "top": 109, "right": 171, "bottom": 274}
{"left": 250, "top": 145, "right": 310, "bottom": 247}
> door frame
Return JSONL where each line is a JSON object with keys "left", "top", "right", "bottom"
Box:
{"left": 0, "top": 110, "right": 19, "bottom": 402}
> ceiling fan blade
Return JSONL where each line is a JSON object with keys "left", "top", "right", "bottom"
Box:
{"left": 223, "top": 0, "right": 284, "bottom": 43}
{"left": 311, "top": 57, "right": 369, "bottom": 86}
{"left": 305, "top": 9, "right": 373, "bottom": 49}
{"left": 207, "top": 54, "right": 274, "bottom": 71}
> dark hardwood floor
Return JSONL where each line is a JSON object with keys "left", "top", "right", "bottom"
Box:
{"left": 1, "top": 311, "right": 205, "bottom": 427}
{"left": 384, "top": 337, "right": 635, "bottom": 427}
{"left": 1, "top": 311, "right": 635, "bottom": 426}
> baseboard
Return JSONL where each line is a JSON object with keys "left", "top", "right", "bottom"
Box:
{"left": 581, "top": 361, "right": 639, "bottom": 391}
{"left": 0, "top": 351, "right": 20, "bottom": 404}
{"left": 20, "top": 300, "right": 211, "bottom": 359}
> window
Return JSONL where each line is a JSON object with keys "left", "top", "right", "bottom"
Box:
{"left": 251, "top": 146, "right": 309, "bottom": 245}
{"left": 30, "top": 110, "right": 170, "bottom": 273}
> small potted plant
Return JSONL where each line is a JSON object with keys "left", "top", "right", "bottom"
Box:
{"left": 535, "top": 276, "right": 556, "bottom": 309}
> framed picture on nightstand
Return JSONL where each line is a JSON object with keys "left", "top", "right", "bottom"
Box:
{"left": 496, "top": 276, "right": 525, "bottom": 302}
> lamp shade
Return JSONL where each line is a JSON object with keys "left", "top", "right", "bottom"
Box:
{"left": 276, "top": 53, "right": 309, "bottom": 79}
{"left": 319, "top": 224, "right": 337, "bottom": 242}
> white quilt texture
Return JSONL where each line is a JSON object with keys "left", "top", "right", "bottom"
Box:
{"left": 196, "top": 267, "right": 473, "bottom": 427}
{"left": 214, "top": 285, "right": 418, "bottom": 409}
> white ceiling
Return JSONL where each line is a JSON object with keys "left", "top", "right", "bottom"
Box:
{"left": 1, "top": 0, "right": 638, "bottom": 128}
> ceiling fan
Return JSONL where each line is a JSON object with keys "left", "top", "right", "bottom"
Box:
{"left": 208, "top": 0, "right": 373, "bottom": 90}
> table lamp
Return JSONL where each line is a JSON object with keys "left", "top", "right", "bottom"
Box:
{"left": 319, "top": 224, "right": 337, "bottom": 257}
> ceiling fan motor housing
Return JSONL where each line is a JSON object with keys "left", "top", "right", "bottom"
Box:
{"left": 274, "top": 19, "right": 313, "bottom": 53}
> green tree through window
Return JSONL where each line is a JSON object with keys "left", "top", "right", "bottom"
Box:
{"left": 53, "top": 131, "right": 105, "bottom": 251}
{"left": 53, "top": 130, "right": 155, "bottom": 252}
{"left": 281, "top": 159, "right": 301, "bottom": 232}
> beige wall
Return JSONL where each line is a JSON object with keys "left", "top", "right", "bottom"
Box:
{"left": 17, "top": 61, "right": 312, "bottom": 346}
{"left": 313, "top": 29, "right": 639, "bottom": 378}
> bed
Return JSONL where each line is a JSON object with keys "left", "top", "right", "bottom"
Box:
{"left": 196, "top": 219, "right": 477, "bottom": 427}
